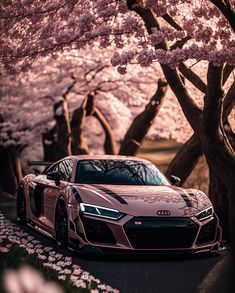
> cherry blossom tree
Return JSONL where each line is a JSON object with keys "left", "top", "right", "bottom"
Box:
{"left": 0, "top": 49, "right": 170, "bottom": 193}
{"left": 0, "top": 69, "right": 54, "bottom": 194}
{"left": 0, "top": 0, "right": 235, "bottom": 72}
{"left": 120, "top": 0, "right": 235, "bottom": 241}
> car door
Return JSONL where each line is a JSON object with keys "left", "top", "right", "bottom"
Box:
{"left": 28, "top": 163, "right": 59, "bottom": 220}
{"left": 43, "top": 159, "right": 73, "bottom": 229}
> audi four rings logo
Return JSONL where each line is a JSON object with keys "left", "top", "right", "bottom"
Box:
{"left": 157, "top": 210, "right": 171, "bottom": 216}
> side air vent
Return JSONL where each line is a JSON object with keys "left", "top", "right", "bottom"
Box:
{"left": 82, "top": 217, "right": 116, "bottom": 244}
{"left": 196, "top": 219, "right": 217, "bottom": 245}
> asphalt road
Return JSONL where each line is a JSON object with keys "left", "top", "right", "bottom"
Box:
{"left": 0, "top": 195, "right": 233, "bottom": 293}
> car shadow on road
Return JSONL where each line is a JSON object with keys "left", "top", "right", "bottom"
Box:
{"left": 72, "top": 250, "right": 222, "bottom": 263}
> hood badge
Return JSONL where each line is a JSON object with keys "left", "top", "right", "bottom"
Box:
{"left": 157, "top": 210, "right": 171, "bottom": 216}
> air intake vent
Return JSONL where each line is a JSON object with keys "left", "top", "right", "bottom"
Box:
{"left": 82, "top": 217, "right": 116, "bottom": 244}
{"left": 124, "top": 217, "right": 198, "bottom": 249}
{"left": 196, "top": 218, "right": 216, "bottom": 245}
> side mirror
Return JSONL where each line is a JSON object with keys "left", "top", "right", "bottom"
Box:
{"left": 169, "top": 175, "right": 181, "bottom": 186}
{"left": 47, "top": 171, "right": 61, "bottom": 186}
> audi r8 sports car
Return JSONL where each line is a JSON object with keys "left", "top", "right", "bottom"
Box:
{"left": 17, "top": 155, "right": 222, "bottom": 254}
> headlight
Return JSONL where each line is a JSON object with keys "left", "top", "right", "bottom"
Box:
{"left": 195, "top": 207, "right": 213, "bottom": 221}
{"left": 80, "top": 203, "right": 124, "bottom": 220}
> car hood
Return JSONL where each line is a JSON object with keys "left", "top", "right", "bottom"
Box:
{"left": 73, "top": 184, "right": 211, "bottom": 217}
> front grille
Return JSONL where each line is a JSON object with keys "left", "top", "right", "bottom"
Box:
{"left": 124, "top": 217, "right": 198, "bottom": 249}
{"left": 82, "top": 217, "right": 116, "bottom": 244}
{"left": 196, "top": 218, "right": 217, "bottom": 245}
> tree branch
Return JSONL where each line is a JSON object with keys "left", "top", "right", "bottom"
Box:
{"left": 203, "top": 63, "right": 224, "bottom": 135}
{"left": 223, "top": 64, "right": 234, "bottom": 85}
{"left": 127, "top": 0, "right": 203, "bottom": 131}
{"left": 166, "top": 80, "right": 235, "bottom": 183}
{"left": 178, "top": 63, "right": 207, "bottom": 94}
{"left": 119, "top": 78, "right": 168, "bottom": 155}
{"left": 223, "top": 80, "right": 235, "bottom": 119}
{"left": 93, "top": 108, "right": 118, "bottom": 155}
{"left": 209, "top": 0, "right": 235, "bottom": 33}
{"left": 170, "top": 36, "right": 191, "bottom": 50}
{"left": 162, "top": 13, "right": 183, "bottom": 30}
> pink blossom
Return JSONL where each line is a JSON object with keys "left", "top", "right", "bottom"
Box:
{"left": 48, "top": 256, "right": 56, "bottom": 262}
{"left": 44, "top": 246, "right": 53, "bottom": 252}
{"left": 58, "top": 275, "right": 67, "bottom": 281}
{"left": 0, "top": 247, "right": 9, "bottom": 253}
{"left": 3, "top": 266, "right": 64, "bottom": 293}
{"left": 73, "top": 268, "right": 81, "bottom": 275}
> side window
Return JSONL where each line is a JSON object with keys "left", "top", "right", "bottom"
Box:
{"left": 58, "top": 160, "right": 73, "bottom": 182}
{"left": 44, "top": 163, "right": 59, "bottom": 174}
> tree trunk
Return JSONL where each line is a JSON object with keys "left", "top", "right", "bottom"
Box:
{"left": 166, "top": 80, "right": 235, "bottom": 183}
{"left": 53, "top": 98, "right": 72, "bottom": 159}
{"left": 42, "top": 125, "right": 57, "bottom": 161}
{"left": 70, "top": 94, "right": 94, "bottom": 155}
{"left": 42, "top": 98, "right": 71, "bottom": 161}
{"left": 0, "top": 147, "right": 22, "bottom": 194}
{"left": 208, "top": 169, "right": 230, "bottom": 240}
{"left": 208, "top": 121, "right": 235, "bottom": 241}
{"left": 165, "top": 134, "right": 202, "bottom": 184}
{"left": 93, "top": 107, "right": 117, "bottom": 155}
{"left": 119, "top": 78, "right": 168, "bottom": 155}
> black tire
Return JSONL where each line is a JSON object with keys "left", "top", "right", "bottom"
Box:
{"left": 55, "top": 199, "right": 68, "bottom": 248}
{"left": 16, "top": 185, "right": 26, "bottom": 225}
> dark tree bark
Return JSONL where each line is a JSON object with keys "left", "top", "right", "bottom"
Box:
{"left": 42, "top": 78, "right": 77, "bottom": 161}
{"left": 209, "top": 0, "right": 235, "bottom": 33}
{"left": 166, "top": 81, "right": 235, "bottom": 184}
{"left": 52, "top": 98, "right": 72, "bottom": 160}
{"left": 178, "top": 63, "right": 207, "bottom": 94}
{"left": 202, "top": 64, "right": 235, "bottom": 245}
{"left": 119, "top": 79, "right": 168, "bottom": 155}
{"left": 70, "top": 93, "right": 94, "bottom": 155}
{"left": 93, "top": 107, "right": 118, "bottom": 155}
{"left": 42, "top": 125, "right": 57, "bottom": 161}
{"left": 208, "top": 121, "right": 235, "bottom": 241}
{"left": 42, "top": 98, "right": 72, "bottom": 161}
{"left": 165, "top": 134, "right": 202, "bottom": 184}
{"left": 209, "top": 168, "right": 230, "bottom": 240}
{"left": 0, "top": 147, "right": 23, "bottom": 194}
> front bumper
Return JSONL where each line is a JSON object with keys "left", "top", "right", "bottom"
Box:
{"left": 68, "top": 211, "right": 222, "bottom": 254}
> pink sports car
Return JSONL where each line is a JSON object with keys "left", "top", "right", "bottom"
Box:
{"left": 17, "top": 155, "right": 222, "bottom": 253}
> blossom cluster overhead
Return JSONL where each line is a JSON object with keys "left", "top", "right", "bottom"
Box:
{"left": 0, "top": 0, "right": 235, "bottom": 74}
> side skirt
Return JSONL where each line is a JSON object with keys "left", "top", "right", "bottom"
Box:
{"left": 27, "top": 219, "right": 54, "bottom": 239}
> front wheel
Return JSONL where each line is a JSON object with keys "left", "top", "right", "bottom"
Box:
{"left": 55, "top": 199, "right": 68, "bottom": 248}
{"left": 16, "top": 185, "right": 26, "bottom": 225}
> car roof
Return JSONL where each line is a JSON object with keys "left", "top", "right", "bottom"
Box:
{"left": 67, "top": 154, "right": 150, "bottom": 163}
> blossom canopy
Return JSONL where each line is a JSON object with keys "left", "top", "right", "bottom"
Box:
{"left": 0, "top": 0, "right": 235, "bottom": 74}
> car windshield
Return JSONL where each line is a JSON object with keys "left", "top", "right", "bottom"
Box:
{"left": 75, "top": 160, "right": 169, "bottom": 186}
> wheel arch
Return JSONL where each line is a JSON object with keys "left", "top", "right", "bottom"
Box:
{"left": 54, "top": 194, "right": 67, "bottom": 224}
{"left": 16, "top": 182, "right": 27, "bottom": 223}
{"left": 54, "top": 194, "right": 69, "bottom": 247}
{"left": 16, "top": 182, "right": 26, "bottom": 208}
